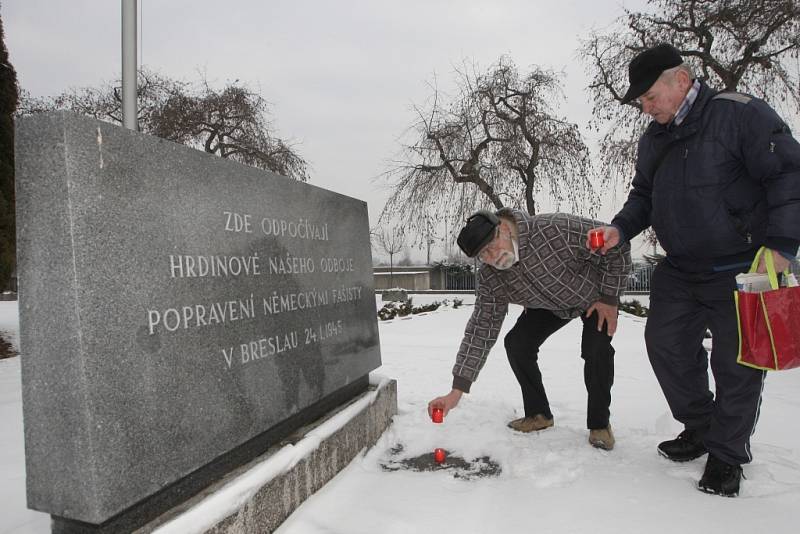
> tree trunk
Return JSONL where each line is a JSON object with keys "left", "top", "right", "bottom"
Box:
{"left": 524, "top": 178, "right": 536, "bottom": 215}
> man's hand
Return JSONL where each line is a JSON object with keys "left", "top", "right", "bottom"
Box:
{"left": 756, "top": 249, "right": 791, "bottom": 274}
{"left": 585, "top": 301, "right": 619, "bottom": 336}
{"left": 428, "top": 389, "right": 464, "bottom": 419}
{"left": 586, "top": 226, "right": 621, "bottom": 256}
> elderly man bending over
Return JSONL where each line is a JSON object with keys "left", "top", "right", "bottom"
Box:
{"left": 428, "top": 208, "right": 631, "bottom": 450}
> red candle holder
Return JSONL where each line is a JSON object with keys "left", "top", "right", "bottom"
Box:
{"left": 589, "top": 229, "right": 605, "bottom": 249}
{"left": 434, "top": 448, "right": 446, "bottom": 464}
{"left": 431, "top": 407, "right": 444, "bottom": 424}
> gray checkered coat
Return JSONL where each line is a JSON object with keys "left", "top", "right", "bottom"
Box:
{"left": 452, "top": 209, "right": 632, "bottom": 392}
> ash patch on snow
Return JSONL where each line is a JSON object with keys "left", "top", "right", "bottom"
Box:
{"left": 380, "top": 443, "right": 501, "bottom": 479}
{"left": 0, "top": 334, "right": 16, "bottom": 359}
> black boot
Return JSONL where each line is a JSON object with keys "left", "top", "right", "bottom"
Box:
{"left": 697, "top": 454, "right": 743, "bottom": 497}
{"left": 657, "top": 428, "right": 707, "bottom": 462}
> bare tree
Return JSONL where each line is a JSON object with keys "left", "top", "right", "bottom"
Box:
{"left": 423, "top": 217, "right": 439, "bottom": 266}
{"left": 580, "top": 0, "right": 800, "bottom": 192}
{"left": 379, "top": 57, "right": 597, "bottom": 241}
{"left": 375, "top": 227, "right": 407, "bottom": 288}
{"left": 18, "top": 69, "right": 310, "bottom": 181}
{"left": 396, "top": 250, "right": 414, "bottom": 267}
{"left": 18, "top": 69, "right": 185, "bottom": 132}
{"left": 151, "top": 76, "right": 309, "bottom": 180}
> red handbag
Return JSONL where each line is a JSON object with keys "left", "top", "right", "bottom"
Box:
{"left": 736, "top": 248, "right": 800, "bottom": 371}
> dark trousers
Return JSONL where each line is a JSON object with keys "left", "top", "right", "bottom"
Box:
{"left": 646, "top": 260, "right": 766, "bottom": 465}
{"left": 504, "top": 307, "right": 615, "bottom": 429}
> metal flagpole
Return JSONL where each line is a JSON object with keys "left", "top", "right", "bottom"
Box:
{"left": 121, "top": 0, "right": 138, "bottom": 130}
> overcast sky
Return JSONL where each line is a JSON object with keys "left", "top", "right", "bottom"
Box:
{"left": 2, "top": 0, "right": 652, "bottom": 260}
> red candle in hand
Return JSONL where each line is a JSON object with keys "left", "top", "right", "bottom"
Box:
{"left": 434, "top": 448, "right": 446, "bottom": 464}
{"left": 589, "top": 229, "right": 605, "bottom": 249}
{"left": 431, "top": 407, "right": 444, "bottom": 424}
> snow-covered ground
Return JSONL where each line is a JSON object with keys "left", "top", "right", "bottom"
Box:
{"left": 0, "top": 299, "right": 20, "bottom": 350}
{"left": 2, "top": 297, "right": 799, "bottom": 534}
{"left": 0, "top": 301, "right": 41, "bottom": 534}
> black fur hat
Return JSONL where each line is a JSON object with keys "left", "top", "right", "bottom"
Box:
{"left": 457, "top": 210, "right": 500, "bottom": 258}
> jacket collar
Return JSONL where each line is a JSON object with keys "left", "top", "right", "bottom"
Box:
{"left": 677, "top": 80, "right": 716, "bottom": 128}
{"left": 644, "top": 80, "right": 718, "bottom": 139}
{"left": 673, "top": 79, "right": 701, "bottom": 126}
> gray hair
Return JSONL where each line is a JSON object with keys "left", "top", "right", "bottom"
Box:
{"left": 660, "top": 62, "right": 695, "bottom": 82}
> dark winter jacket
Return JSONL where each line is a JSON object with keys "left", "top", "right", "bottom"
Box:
{"left": 611, "top": 81, "right": 800, "bottom": 272}
{"left": 451, "top": 210, "right": 631, "bottom": 392}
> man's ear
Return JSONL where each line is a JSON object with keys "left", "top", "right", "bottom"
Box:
{"left": 677, "top": 68, "right": 692, "bottom": 90}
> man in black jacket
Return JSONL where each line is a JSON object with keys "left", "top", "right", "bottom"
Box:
{"left": 589, "top": 43, "right": 800, "bottom": 496}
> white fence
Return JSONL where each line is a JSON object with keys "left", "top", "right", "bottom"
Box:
{"left": 376, "top": 259, "right": 800, "bottom": 295}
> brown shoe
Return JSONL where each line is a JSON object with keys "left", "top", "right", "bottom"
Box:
{"left": 507, "top": 414, "right": 554, "bottom": 433}
{"left": 589, "top": 425, "right": 615, "bottom": 450}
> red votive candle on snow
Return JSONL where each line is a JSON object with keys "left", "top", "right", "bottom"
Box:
{"left": 434, "top": 448, "right": 446, "bottom": 464}
{"left": 589, "top": 229, "right": 605, "bottom": 249}
{"left": 431, "top": 407, "right": 444, "bottom": 424}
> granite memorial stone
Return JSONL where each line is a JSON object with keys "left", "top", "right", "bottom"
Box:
{"left": 15, "top": 112, "right": 381, "bottom": 529}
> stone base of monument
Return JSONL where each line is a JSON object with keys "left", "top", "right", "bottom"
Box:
{"left": 133, "top": 377, "right": 397, "bottom": 534}
{"left": 50, "top": 377, "right": 396, "bottom": 534}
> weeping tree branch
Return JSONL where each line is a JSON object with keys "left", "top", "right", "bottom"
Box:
{"left": 17, "top": 69, "right": 310, "bottom": 182}
{"left": 378, "top": 56, "right": 597, "bottom": 244}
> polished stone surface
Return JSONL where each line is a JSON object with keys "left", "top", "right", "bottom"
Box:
{"left": 16, "top": 112, "right": 381, "bottom": 525}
